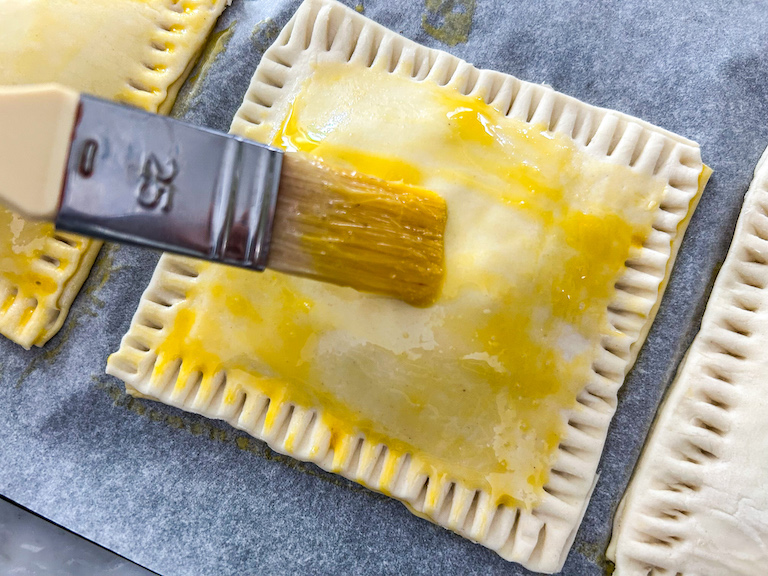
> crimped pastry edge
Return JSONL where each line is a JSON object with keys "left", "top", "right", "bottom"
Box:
{"left": 608, "top": 146, "right": 768, "bottom": 576}
{"left": 0, "top": 232, "right": 102, "bottom": 349}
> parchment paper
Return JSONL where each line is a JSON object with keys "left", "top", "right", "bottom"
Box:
{"left": 2, "top": 1, "right": 767, "bottom": 574}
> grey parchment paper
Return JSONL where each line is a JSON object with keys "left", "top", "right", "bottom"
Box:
{"left": 2, "top": 1, "right": 767, "bottom": 574}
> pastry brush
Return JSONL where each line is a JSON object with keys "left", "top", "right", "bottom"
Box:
{"left": 0, "top": 84, "right": 447, "bottom": 306}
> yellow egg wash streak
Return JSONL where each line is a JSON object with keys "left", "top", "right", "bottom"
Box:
{"left": 0, "top": 208, "right": 60, "bottom": 301}
{"left": 151, "top": 61, "right": 667, "bottom": 508}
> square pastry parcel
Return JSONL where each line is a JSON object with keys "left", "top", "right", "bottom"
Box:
{"left": 107, "top": 0, "right": 710, "bottom": 571}
{"left": 0, "top": 0, "right": 227, "bottom": 348}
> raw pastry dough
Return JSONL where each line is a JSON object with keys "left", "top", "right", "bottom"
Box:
{"left": 0, "top": 0, "right": 228, "bottom": 348}
{"left": 107, "top": 0, "right": 710, "bottom": 571}
{"left": 608, "top": 148, "right": 768, "bottom": 576}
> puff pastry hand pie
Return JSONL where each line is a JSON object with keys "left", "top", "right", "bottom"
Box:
{"left": 0, "top": 0, "right": 227, "bottom": 348}
{"left": 609, "top": 148, "right": 768, "bottom": 576}
{"left": 107, "top": 0, "right": 710, "bottom": 571}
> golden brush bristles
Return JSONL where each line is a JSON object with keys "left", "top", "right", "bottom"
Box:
{"left": 268, "top": 153, "right": 448, "bottom": 306}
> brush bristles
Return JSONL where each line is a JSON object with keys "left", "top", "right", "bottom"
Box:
{"left": 268, "top": 153, "right": 447, "bottom": 306}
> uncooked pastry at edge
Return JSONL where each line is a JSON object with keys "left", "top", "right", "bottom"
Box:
{"left": 107, "top": 0, "right": 709, "bottom": 572}
{"left": 0, "top": 0, "right": 228, "bottom": 348}
{"left": 609, "top": 147, "right": 768, "bottom": 576}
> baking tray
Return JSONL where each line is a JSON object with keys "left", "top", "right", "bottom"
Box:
{"left": 2, "top": 0, "right": 767, "bottom": 574}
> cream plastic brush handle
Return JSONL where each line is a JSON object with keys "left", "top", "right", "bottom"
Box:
{"left": 0, "top": 83, "right": 80, "bottom": 221}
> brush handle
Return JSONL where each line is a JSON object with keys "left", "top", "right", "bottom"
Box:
{"left": 0, "top": 84, "right": 80, "bottom": 220}
{"left": 56, "top": 92, "right": 284, "bottom": 270}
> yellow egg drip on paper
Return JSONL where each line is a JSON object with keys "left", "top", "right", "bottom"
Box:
{"left": 155, "top": 62, "right": 665, "bottom": 507}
